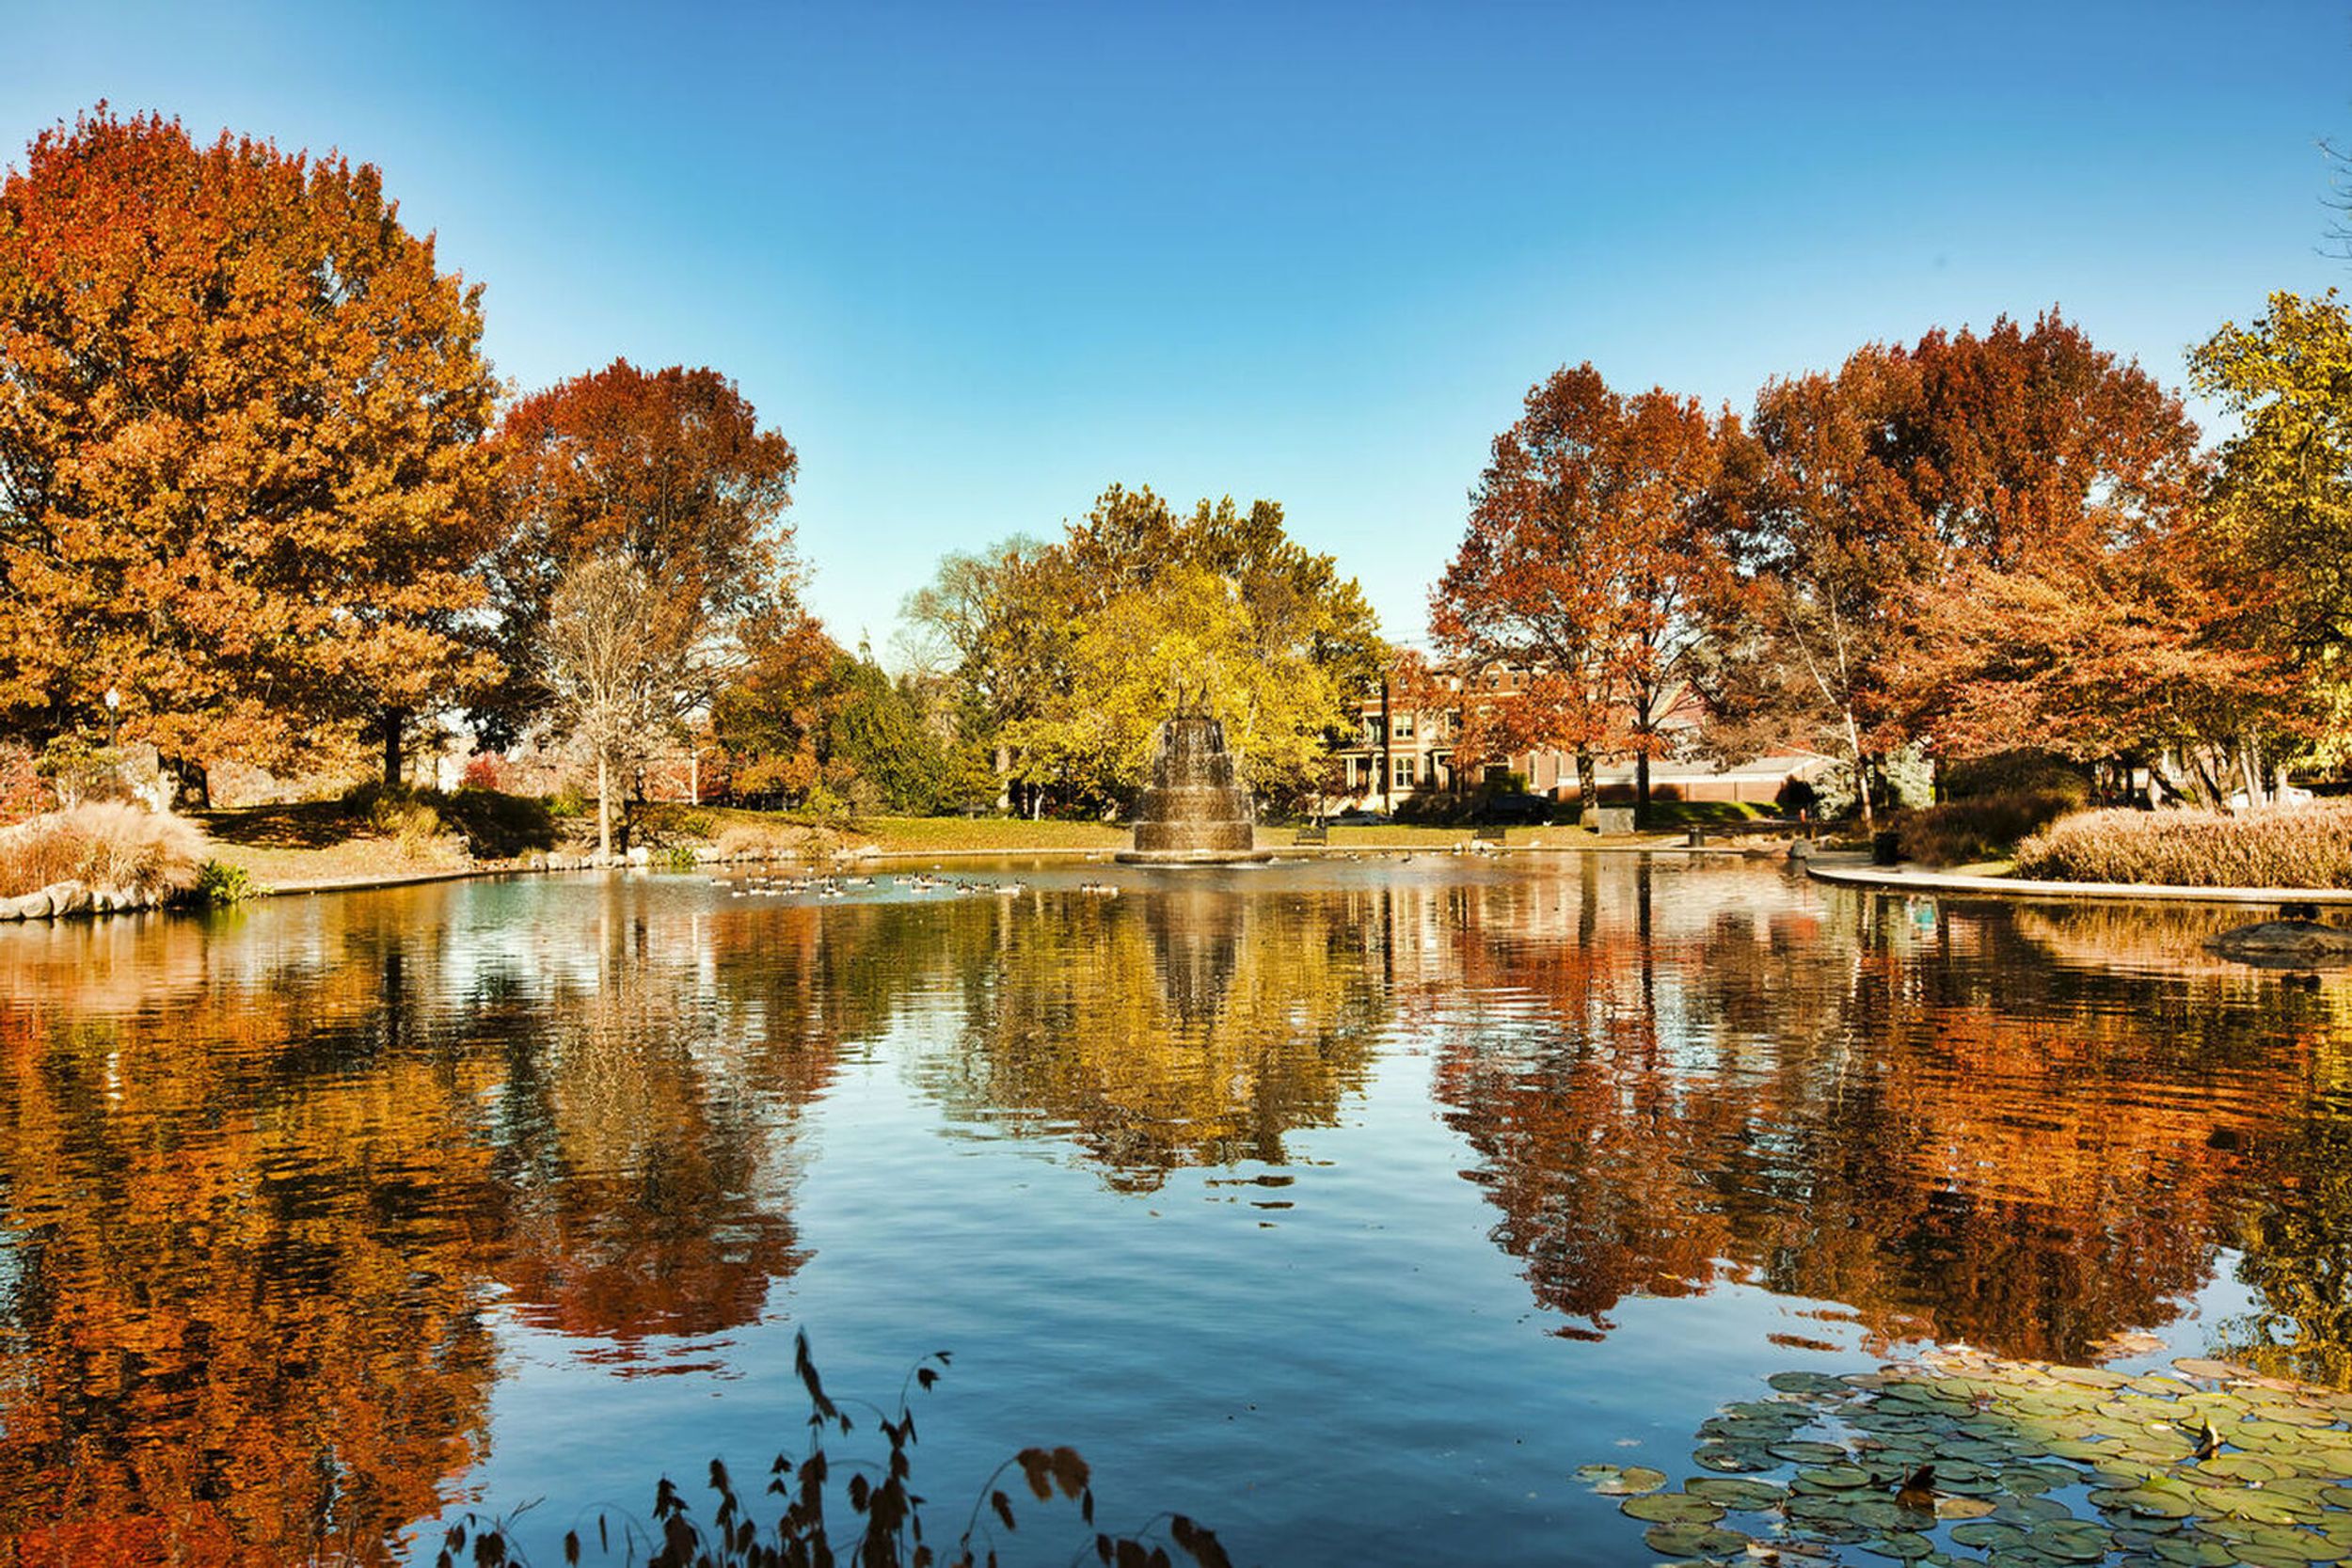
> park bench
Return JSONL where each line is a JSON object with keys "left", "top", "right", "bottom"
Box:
{"left": 1295, "top": 822, "right": 1330, "bottom": 845}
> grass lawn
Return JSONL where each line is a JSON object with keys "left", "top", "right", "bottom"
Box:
{"left": 194, "top": 800, "right": 471, "bottom": 888}
{"left": 187, "top": 795, "right": 1770, "bottom": 895}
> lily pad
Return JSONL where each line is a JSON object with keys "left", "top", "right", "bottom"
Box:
{"left": 1859, "top": 1531, "right": 1934, "bottom": 1560}
{"left": 2090, "top": 1485, "right": 2195, "bottom": 1519}
{"left": 2026, "top": 1519, "right": 2116, "bottom": 1562}
{"left": 2152, "top": 1539, "right": 2240, "bottom": 1567}
{"left": 1769, "top": 1440, "right": 1851, "bottom": 1465}
{"left": 1620, "top": 1492, "right": 1724, "bottom": 1526}
{"left": 1935, "top": 1496, "right": 2000, "bottom": 1521}
{"left": 1642, "top": 1522, "right": 1750, "bottom": 1560}
{"left": 2173, "top": 1356, "right": 2254, "bottom": 1381}
{"left": 1768, "top": 1370, "right": 1852, "bottom": 1396}
{"left": 1575, "top": 1463, "right": 1667, "bottom": 1496}
{"left": 1949, "top": 1520, "right": 2030, "bottom": 1551}
{"left": 1693, "top": 1442, "right": 1777, "bottom": 1474}
{"left": 1793, "top": 1464, "right": 1875, "bottom": 1493}
{"left": 1681, "top": 1477, "right": 1784, "bottom": 1511}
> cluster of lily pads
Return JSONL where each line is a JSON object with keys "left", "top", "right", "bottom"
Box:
{"left": 1578, "top": 1348, "right": 2352, "bottom": 1567}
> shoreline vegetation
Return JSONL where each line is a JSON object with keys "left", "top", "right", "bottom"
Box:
{"left": 14, "top": 787, "right": 2352, "bottom": 917}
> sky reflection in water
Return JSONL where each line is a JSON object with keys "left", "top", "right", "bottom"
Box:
{"left": 0, "top": 856, "right": 2345, "bottom": 1565}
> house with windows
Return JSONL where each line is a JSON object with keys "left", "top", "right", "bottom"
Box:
{"left": 1320, "top": 666, "right": 1826, "bottom": 817}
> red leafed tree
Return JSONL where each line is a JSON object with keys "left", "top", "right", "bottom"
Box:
{"left": 0, "top": 107, "right": 501, "bottom": 789}
{"left": 1431, "top": 364, "right": 1730, "bottom": 821}
{"left": 1714, "top": 312, "right": 2208, "bottom": 820}
{"left": 480, "top": 360, "right": 801, "bottom": 749}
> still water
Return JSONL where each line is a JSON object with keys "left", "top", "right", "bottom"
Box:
{"left": 0, "top": 855, "right": 2345, "bottom": 1564}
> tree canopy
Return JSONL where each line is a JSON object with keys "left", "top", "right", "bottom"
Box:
{"left": 905, "top": 486, "right": 1383, "bottom": 815}
{"left": 480, "top": 359, "right": 801, "bottom": 747}
{"left": 1431, "top": 364, "right": 1732, "bottom": 816}
{"left": 0, "top": 106, "right": 501, "bottom": 784}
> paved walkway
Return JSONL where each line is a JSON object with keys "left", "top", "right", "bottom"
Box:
{"left": 1805, "top": 862, "right": 2352, "bottom": 907}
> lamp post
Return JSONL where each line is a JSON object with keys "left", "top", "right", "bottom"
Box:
{"left": 103, "top": 687, "right": 119, "bottom": 748}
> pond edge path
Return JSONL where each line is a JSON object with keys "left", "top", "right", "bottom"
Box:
{"left": 1807, "top": 861, "right": 2352, "bottom": 907}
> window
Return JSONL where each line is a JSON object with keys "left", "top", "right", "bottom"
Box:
{"left": 1393, "top": 712, "right": 1414, "bottom": 740}
{"left": 1394, "top": 757, "right": 1417, "bottom": 788}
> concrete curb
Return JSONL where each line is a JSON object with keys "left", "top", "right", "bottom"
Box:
{"left": 1805, "top": 862, "right": 2352, "bottom": 907}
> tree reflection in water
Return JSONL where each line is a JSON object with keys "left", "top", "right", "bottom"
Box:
{"left": 1428, "top": 861, "right": 2352, "bottom": 1377}
{"left": 0, "top": 884, "right": 834, "bottom": 1563}
{"left": 1, "top": 863, "right": 2350, "bottom": 1564}
{"left": 914, "top": 882, "right": 1389, "bottom": 1186}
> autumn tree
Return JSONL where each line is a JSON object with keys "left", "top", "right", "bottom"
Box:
{"left": 542, "top": 555, "right": 683, "bottom": 858}
{"left": 1431, "top": 364, "right": 1730, "bottom": 822}
{"left": 904, "top": 489, "right": 1381, "bottom": 816}
{"left": 0, "top": 107, "right": 501, "bottom": 792}
{"left": 481, "top": 360, "right": 800, "bottom": 752}
{"left": 1711, "top": 313, "right": 2207, "bottom": 819}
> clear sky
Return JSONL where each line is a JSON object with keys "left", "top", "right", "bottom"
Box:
{"left": 7, "top": 1, "right": 2348, "bottom": 656}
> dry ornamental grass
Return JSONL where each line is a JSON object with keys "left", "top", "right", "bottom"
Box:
{"left": 0, "top": 801, "right": 207, "bottom": 899}
{"left": 2014, "top": 803, "right": 2352, "bottom": 889}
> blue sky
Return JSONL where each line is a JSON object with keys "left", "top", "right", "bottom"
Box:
{"left": 7, "top": 1, "right": 2347, "bottom": 654}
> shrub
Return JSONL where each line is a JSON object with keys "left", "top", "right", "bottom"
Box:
{"left": 460, "top": 752, "right": 506, "bottom": 791}
{"left": 2014, "top": 803, "right": 2352, "bottom": 888}
{"left": 1940, "top": 749, "right": 2092, "bottom": 806}
{"left": 439, "top": 788, "right": 557, "bottom": 858}
{"left": 192, "top": 859, "right": 255, "bottom": 905}
{"left": 1894, "top": 790, "right": 2081, "bottom": 867}
{"left": 0, "top": 743, "right": 51, "bottom": 825}
{"left": 0, "top": 802, "right": 207, "bottom": 898}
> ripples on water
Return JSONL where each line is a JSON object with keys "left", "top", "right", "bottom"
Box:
{"left": 0, "top": 856, "right": 2346, "bottom": 1564}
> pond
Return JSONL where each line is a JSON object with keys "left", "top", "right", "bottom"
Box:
{"left": 0, "top": 854, "right": 2346, "bottom": 1565}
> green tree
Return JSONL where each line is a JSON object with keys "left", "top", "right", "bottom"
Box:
{"left": 2190, "top": 290, "right": 2352, "bottom": 753}
{"left": 905, "top": 488, "right": 1381, "bottom": 816}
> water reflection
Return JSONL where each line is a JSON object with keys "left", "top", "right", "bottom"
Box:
{"left": 1425, "top": 862, "right": 2352, "bottom": 1378}
{"left": 0, "top": 883, "right": 831, "bottom": 1562}
{"left": 916, "top": 882, "right": 1388, "bottom": 1186}
{"left": 0, "top": 862, "right": 2349, "bottom": 1564}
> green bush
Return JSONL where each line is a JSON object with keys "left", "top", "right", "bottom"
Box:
{"left": 440, "top": 788, "right": 557, "bottom": 858}
{"left": 192, "top": 859, "right": 255, "bottom": 905}
{"left": 1894, "top": 791, "right": 2078, "bottom": 867}
{"left": 2015, "top": 803, "right": 2352, "bottom": 887}
{"left": 1939, "top": 749, "right": 2092, "bottom": 805}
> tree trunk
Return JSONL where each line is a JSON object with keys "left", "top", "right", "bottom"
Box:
{"left": 163, "top": 754, "right": 210, "bottom": 811}
{"left": 382, "top": 707, "right": 407, "bottom": 789}
{"left": 596, "top": 749, "right": 612, "bottom": 861}
{"left": 1576, "top": 751, "right": 1598, "bottom": 830}
{"left": 1635, "top": 750, "right": 1652, "bottom": 832}
{"left": 1845, "top": 707, "right": 1873, "bottom": 829}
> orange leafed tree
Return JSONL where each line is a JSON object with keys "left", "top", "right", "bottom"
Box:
{"left": 1716, "top": 312, "right": 2214, "bottom": 816}
{"left": 0, "top": 107, "right": 501, "bottom": 788}
{"left": 479, "top": 360, "right": 802, "bottom": 749}
{"left": 1431, "top": 364, "right": 1730, "bottom": 819}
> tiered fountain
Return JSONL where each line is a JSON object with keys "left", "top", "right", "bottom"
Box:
{"left": 1117, "top": 711, "right": 1273, "bottom": 866}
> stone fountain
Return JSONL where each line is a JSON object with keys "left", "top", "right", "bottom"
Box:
{"left": 1117, "top": 712, "right": 1273, "bottom": 866}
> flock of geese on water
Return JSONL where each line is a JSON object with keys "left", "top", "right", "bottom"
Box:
{"left": 704, "top": 847, "right": 1469, "bottom": 903}
{"left": 707, "top": 871, "right": 1122, "bottom": 899}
